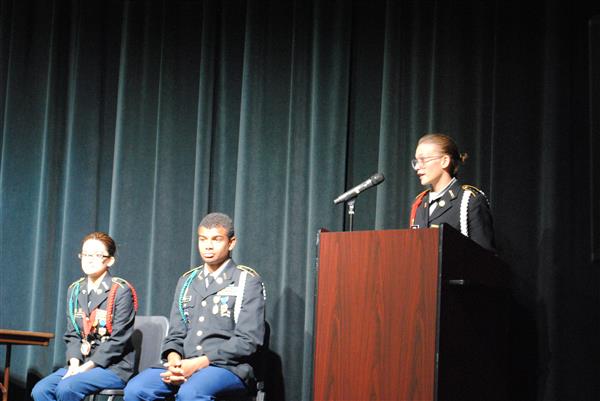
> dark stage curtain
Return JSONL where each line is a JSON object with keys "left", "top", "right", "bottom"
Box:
{"left": 1, "top": 1, "right": 598, "bottom": 400}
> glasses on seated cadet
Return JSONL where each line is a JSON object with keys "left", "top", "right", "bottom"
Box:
{"left": 78, "top": 253, "right": 110, "bottom": 260}
{"left": 411, "top": 155, "right": 444, "bottom": 170}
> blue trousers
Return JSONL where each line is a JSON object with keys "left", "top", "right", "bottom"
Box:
{"left": 31, "top": 367, "right": 125, "bottom": 401}
{"left": 124, "top": 366, "right": 247, "bottom": 401}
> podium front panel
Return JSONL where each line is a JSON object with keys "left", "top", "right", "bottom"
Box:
{"left": 313, "top": 229, "right": 440, "bottom": 401}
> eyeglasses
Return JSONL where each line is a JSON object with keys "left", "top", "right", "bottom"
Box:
{"left": 78, "top": 253, "right": 110, "bottom": 260}
{"left": 411, "top": 155, "right": 444, "bottom": 170}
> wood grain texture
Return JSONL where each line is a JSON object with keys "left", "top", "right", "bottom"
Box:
{"left": 0, "top": 329, "right": 54, "bottom": 346}
{"left": 313, "top": 229, "right": 440, "bottom": 401}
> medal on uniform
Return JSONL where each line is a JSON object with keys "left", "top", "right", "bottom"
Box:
{"left": 220, "top": 296, "right": 230, "bottom": 317}
{"left": 97, "top": 310, "right": 108, "bottom": 337}
{"left": 80, "top": 339, "right": 91, "bottom": 356}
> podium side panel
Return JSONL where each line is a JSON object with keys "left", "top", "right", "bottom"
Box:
{"left": 437, "top": 226, "right": 510, "bottom": 401}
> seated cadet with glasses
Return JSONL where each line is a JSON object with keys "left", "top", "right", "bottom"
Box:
{"left": 409, "top": 133, "right": 496, "bottom": 252}
{"left": 124, "top": 212, "right": 266, "bottom": 401}
{"left": 32, "top": 232, "right": 138, "bottom": 401}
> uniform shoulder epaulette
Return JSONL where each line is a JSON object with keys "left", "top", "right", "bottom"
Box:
{"left": 182, "top": 266, "right": 202, "bottom": 277}
{"left": 111, "top": 277, "right": 131, "bottom": 288}
{"left": 462, "top": 184, "right": 490, "bottom": 205}
{"left": 236, "top": 264, "right": 260, "bottom": 277}
{"left": 68, "top": 277, "right": 85, "bottom": 288}
{"left": 462, "top": 184, "right": 486, "bottom": 197}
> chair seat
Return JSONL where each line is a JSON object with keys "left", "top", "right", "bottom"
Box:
{"left": 97, "top": 388, "right": 124, "bottom": 395}
{"left": 88, "top": 388, "right": 124, "bottom": 401}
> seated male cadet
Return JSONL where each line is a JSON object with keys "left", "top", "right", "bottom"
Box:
{"left": 124, "top": 212, "right": 266, "bottom": 401}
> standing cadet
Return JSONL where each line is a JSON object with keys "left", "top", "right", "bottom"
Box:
{"left": 124, "top": 212, "right": 266, "bottom": 401}
{"left": 32, "top": 232, "right": 137, "bottom": 401}
{"left": 409, "top": 133, "right": 496, "bottom": 251}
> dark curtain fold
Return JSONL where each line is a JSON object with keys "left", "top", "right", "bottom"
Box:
{"left": 1, "top": 1, "right": 599, "bottom": 400}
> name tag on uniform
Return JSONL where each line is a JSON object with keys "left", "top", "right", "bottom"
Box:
{"left": 217, "top": 286, "right": 238, "bottom": 296}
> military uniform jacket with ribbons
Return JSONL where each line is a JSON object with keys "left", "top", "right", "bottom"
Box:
{"left": 64, "top": 273, "right": 136, "bottom": 382}
{"left": 411, "top": 179, "right": 496, "bottom": 252}
{"left": 161, "top": 259, "right": 266, "bottom": 387}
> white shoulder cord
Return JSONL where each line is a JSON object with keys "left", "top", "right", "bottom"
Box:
{"left": 460, "top": 189, "right": 472, "bottom": 237}
{"left": 233, "top": 271, "right": 247, "bottom": 324}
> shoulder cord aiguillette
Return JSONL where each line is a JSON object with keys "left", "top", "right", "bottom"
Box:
{"left": 459, "top": 189, "right": 472, "bottom": 237}
{"left": 178, "top": 270, "right": 199, "bottom": 326}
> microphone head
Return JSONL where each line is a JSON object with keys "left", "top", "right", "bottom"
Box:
{"left": 333, "top": 172, "right": 385, "bottom": 204}
{"left": 370, "top": 172, "right": 385, "bottom": 184}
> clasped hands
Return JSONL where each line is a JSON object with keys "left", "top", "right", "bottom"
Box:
{"left": 160, "top": 352, "right": 209, "bottom": 385}
{"left": 62, "top": 359, "right": 95, "bottom": 379}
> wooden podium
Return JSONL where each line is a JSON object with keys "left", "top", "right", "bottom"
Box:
{"left": 312, "top": 225, "right": 508, "bottom": 401}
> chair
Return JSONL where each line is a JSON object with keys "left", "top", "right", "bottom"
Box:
{"left": 89, "top": 315, "right": 169, "bottom": 401}
{"left": 215, "top": 371, "right": 266, "bottom": 401}
{"left": 217, "top": 322, "right": 270, "bottom": 401}
{"left": 216, "top": 381, "right": 265, "bottom": 401}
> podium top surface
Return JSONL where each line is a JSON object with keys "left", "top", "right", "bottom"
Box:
{"left": 0, "top": 329, "right": 54, "bottom": 346}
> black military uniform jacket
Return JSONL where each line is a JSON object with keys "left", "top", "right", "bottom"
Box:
{"left": 162, "top": 259, "right": 266, "bottom": 387}
{"left": 412, "top": 179, "right": 496, "bottom": 252}
{"left": 64, "top": 273, "right": 136, "bottom": 382}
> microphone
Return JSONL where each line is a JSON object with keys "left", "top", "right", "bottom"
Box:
{"left": 333, "top": 173, "right": 385, "bottom": 204}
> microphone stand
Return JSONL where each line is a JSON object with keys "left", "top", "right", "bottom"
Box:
{"left": 346, "top": 198, "right": 356, "bottom": 232}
